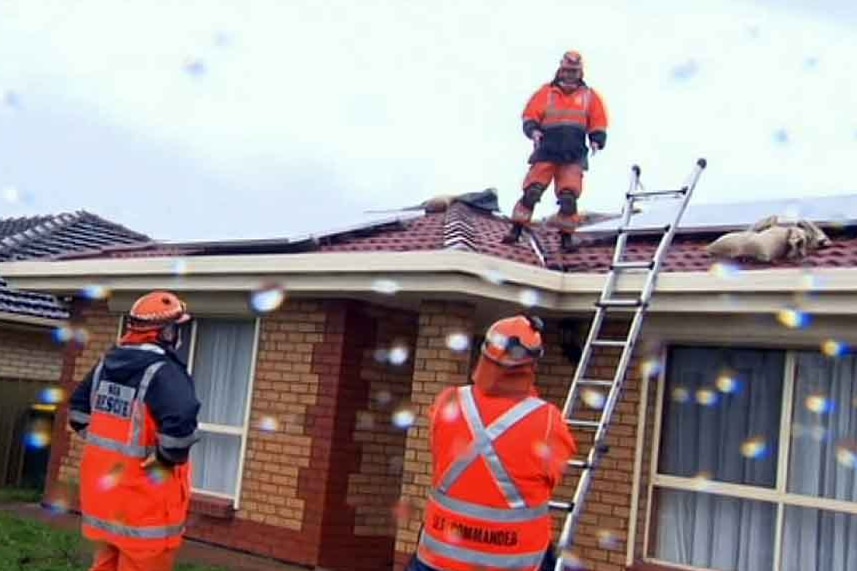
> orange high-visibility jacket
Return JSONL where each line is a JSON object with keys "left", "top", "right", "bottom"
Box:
{"left": 416, "top": 385, "right": 578, "bottom": 571}
{"left": 522, "top": 82, "right": 608, "bottom": 165}
{"left": 74, "top": 345, "right": 196, "bottom": 551}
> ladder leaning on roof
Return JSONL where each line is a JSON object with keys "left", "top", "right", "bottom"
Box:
{"left": 550, "top": 158, "right": 708, "bottom": 570}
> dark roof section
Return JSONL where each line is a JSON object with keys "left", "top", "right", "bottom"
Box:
{"left": 0, "top": 211, "right": 152, "bottom": 321}
{"left": 46, "top": 190, "right": 857, "bottom": 275}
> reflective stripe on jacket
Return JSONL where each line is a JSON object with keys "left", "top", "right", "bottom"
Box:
{"left": 78, "top": 344, "right": 193, "bottom": 551}
{"left": 417, "top": 385, "right": 564, "bottom": 571}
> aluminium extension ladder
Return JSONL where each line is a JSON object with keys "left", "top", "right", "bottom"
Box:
{"left": 550, "top": 158, "right": 708, "bottom": 570}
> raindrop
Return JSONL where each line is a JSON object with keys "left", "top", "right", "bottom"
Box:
{"left": 356, "top": 411, "right": 374, "bottom": 430}
{"left": 171, "top": 259, "right": 188, "bottom": 276}
{"left": 249, "top": 284, "right": 285, "bottom": 314}
{"left": 388, "top": 456, "right": 404, "bottom": 474}
{"left": 773, "top": 129, "right": 789, "bottom": 145}
{"left": 440, "top": 400, "right": 459, "bottom": 423}
{"left": 25, "top": 425, "right": 51, "bottom": 449}
{"left": 596, "top": 529, "right": 621, "bottom": 550}
{"left": 257, "top": 416, "right": 278, "bottom": 432}
{"left": 445, "top": 332, "right": 471, "bottom": 353}
{"left": 38, "top": 387, "right": 65, "bottom": 405}
{"left": 670, "top": 59, "right": 699, "bottom": 82}
{"left": 392, "top": 406, "right": 416, "bottom": 429}
{"left": 52, "top": 326, "right": 74, "bottom": 344}
{"left": 640, "top": 357, "right": 662, "bottom": 379}
{"left": 709, "top": 261, "right": 742, "bottom": 279}
{"left": 581, "top": 389, "right": 606, "bottom": 410}
{"left": 371, "top": 279, "right": 401, "bottom": 295}
{"left": 695, "top": 388, "right": 718, "bottom": 407}
{"left": 835, "top": 442, "right": 857, "bottom": 469}
{"left": 558, "top": 549, "right": 587, "bottom": 570}
{"left": 532, "top": 440, "right": 551, "bottom": 459}
{"left": 387, "top": 345, "right": 410, "bottom": 366}
{"left": 144, "top": 463, "right": 171, "bottom": 486}
{"left": 776, "top": 307, "right": 811, "bottom": 329}
{"left": 804, "top": 56, "right": 819, "bottom": 70}
{"left": 740, "top": 436, "right": 768, "bottom": 459}
{"left": 805, "top": 394, "right": 834, "bottom": 414}
{"left": 690, "top": 471, "right": 713, "bottom": 491}
{"left": 716, "top": 373, "right": 740, "bottom": 394}
{"left": 518, "top": 289, "right": 540, "bottom": 307}
{"left": 821, "top": 339, "right": 849, "bottom": 358}
{"left": 72, "top": 328, "right": 90, "bottom": 348}
{"left": 97, "top": 464, "right": 125, "bottom": 491}
{"left": 2, "top": 89, "right": 19, "bottom": 108}
{"left": 373, "top": 348, "right": 389, "bottom": 363}
{"left": 392, "top": 497, "right": 414, "bottom": 521}
{"left": 213, "top": 31, "right": 232, "bottom": 47}
{"left": 2, "top": 185, "right": 21, "bottom": 204}
{"left": 479, "top": 267, "right": 506, "bottom": 285}
{"left": 671, "top": 386, "right": 690, "bottom": 404}
{"left": 80, "top": 284, "right": 110, "bottom": 301}
{"left": 782, "top": 201, "right": 802, "bottom": 221}
{"left": 375, "top": 390, "right": 393, "bottom": 405}
{"left": 183, "top": 57, "right": 206, "bottom": 77}
{"left": 44, "top": 497, "right": 70, "bottom": 515}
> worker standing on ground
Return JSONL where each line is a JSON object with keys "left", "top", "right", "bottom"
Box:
{"left": 68, "top": 291, "right": 201, "bottom": 571}
{"left": 503, "top": 50, "right": 609, "bottom": 253}
{"left": 409, "top": 314, "right": 578, "bottom": 571}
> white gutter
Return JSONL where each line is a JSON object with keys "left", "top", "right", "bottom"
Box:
{"left": 0, "top": 250, "right": 855, "bottom": 314}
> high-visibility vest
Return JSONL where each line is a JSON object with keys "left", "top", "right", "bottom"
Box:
{"left": 77, "top": 344, "right": 192, "bottom": 551}
{"left": 541, "top": 86, "right": 592, "bottom": 130}
{"left": 416, "top": 386, "right": 553, "bottom": 571}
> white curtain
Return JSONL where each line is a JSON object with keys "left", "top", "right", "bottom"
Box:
{"left": 189, "top": 318, "right": 256, "bottom": 496}
{"left": 654, "top": 347, "right": 784, "bottom": 570}
{"left": 781, "top": 353, "right": 857, "bottom": 571}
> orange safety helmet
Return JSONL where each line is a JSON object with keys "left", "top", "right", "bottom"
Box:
{"left": 481, "top": 313, "right": 545, "bottom": 368}
{"left": 126, "top": 291, "right": 191, "bottom": 331}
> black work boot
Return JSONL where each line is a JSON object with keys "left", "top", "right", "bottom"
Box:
{"left": 502, "top": 223, "right": 524, "bottom": 244}
{"left": 560, "top": 232, "right": 578, "bottom": 253}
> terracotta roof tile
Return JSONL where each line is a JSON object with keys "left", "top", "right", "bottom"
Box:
{"left": 50, "top": 198, "right": 857, "bottom": 277}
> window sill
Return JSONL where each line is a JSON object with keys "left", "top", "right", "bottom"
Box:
{"left": 628, "top": 562, "right": 684, "bottom": 571}
{"left": 190, "top": 492, "right": 235, "bottom": 520}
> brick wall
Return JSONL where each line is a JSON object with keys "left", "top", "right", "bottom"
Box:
{"left": 393, "top": 300, "right": 476, "bottom": 570}
{"left": 0, "top": 326, "right": 64, "bottom": 382}
{"left": 347, "top": 307, "right": 419, "bottom": 538}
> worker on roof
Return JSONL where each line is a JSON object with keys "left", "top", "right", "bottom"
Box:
{"left": 503, "top": 50, "right": 609, "bottom": 253}
{"left": 68, "top": 291, "right": 201, "bottom": 571}
{"left": 408, "top": 314, "right": 578, "bottom": 571}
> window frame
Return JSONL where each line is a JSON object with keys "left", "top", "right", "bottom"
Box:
{"left": 642, "top": 344, "right": 857, "bottom": 571}
{"left": 115, "top": 314, "right": 261, "bottom": 509}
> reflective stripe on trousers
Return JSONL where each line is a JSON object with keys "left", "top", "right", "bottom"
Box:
{"left": 82, "top": 514, "right": 184, "bottom": 540}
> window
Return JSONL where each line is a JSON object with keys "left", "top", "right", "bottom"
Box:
{"left": 116, "top": 315, "right": 260, "bottom": 505}
{"left": 645, "top": 346, "right": 857, "bottom": 571}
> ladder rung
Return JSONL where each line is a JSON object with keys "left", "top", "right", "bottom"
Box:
{"left": 590, "top": 339, "right": 627, "bottom": 348}
{"left": 568, "top": 459, "right": 591, "bottom": 469}
{"left": 549, "top": 500, "right": 574, "bottom": 512}
{"left": 611, "top": 260, "right": 653, "bottom": 271}
{"left": 617, "top": 224, "right": 670, "bottom": 235}
{"left": 567, "top": 419, "right": 601, "bottom": 429}
{"left": 596, "top": 298, "right": 643, "bottom": 308}
{"left": 577, "top": 379, "right": 614, "bottom": 387}
{"left": 628, "top": 188, "right": 687, "bottom": 200}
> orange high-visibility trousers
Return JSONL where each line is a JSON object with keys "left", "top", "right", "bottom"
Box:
{"left": 90, "top": 543, "right": 179, "bottom": 571}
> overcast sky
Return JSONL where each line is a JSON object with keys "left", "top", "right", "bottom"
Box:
{"left": 1, "top": 0, "right": 855, "bottom": 241}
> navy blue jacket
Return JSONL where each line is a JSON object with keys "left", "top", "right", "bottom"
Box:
{"left": 68, "top": 343, "right": 201, "bottom": 466}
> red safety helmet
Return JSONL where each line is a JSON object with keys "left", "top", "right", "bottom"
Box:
{"left": 126, "top": 291, "right": 191, "bottom": 332}
{"left": 481, "top": 314, "right": 545, "bottom": 368}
